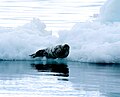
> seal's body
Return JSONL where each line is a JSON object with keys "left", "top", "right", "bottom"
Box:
{"left": 30, "top": 44, "right": 70, "bottom": 59}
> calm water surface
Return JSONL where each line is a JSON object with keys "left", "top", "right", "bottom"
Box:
{"left": 0, "top": 61, "right": 120, "bottom": 97}
{"left": 0, "top": 0, "right": 106, "bottom": 32}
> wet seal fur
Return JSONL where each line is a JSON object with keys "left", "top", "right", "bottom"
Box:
{"left": 30, "top": 44, "right": 70, "bottom": 59}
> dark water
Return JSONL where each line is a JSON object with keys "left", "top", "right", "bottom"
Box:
{"left": 0, "top": 61, "right": 120, "bottom": 97}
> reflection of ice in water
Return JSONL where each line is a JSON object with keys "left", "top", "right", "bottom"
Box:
{"left": 0, "top": 61, "right": 105, "bottom": 97}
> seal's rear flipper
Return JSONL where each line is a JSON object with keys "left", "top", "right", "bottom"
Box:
{"left": 29, "top": 54, "right": 36, "bottom": 58}
{"left": 30, "top": 49, "right": 46, "bottom": 58}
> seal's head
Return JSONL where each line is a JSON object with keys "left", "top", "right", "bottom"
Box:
{"left": 63, "top": 44, "right": 70, "bottom": 51}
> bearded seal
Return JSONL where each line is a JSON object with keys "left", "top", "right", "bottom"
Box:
{"left": 30, "top": 44, "right": 70, "bottom": 59}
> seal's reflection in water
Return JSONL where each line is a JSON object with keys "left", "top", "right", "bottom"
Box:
{"left": 31, "top": 61, "right": 69, "bottom": 81}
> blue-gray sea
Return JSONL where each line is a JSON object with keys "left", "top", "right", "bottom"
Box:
{"left": 0, "top": 61, "right": 120, "bottom": 97}
{"left": 0, "top": 0, "right": 120, "bottom": 97}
